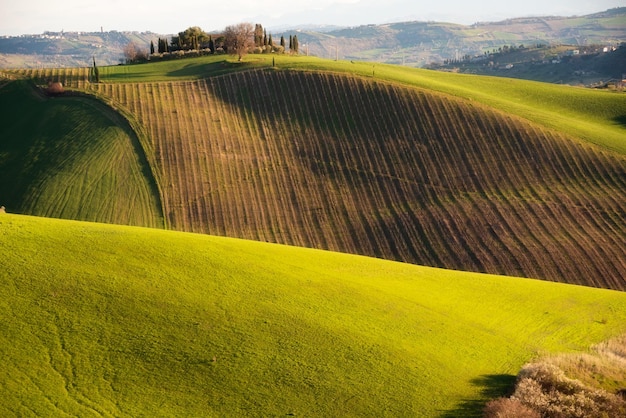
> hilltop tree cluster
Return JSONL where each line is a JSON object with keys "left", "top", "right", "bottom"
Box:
{"left": 126, "top": 26, "right": 223, "bottom": 63}
{"left": 171, "top": 26, "right": 210, "bottom": 51}
{"left": 249, "top": 23, "right": 298, "bottom": 56}
{"left": 129, "top": 23, "right": 301, "bottom": 64}
{"left": 224, "top": 23, "right": 300, "bottom": 60}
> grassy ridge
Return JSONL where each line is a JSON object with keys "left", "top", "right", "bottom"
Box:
{"left": 0, "top": 80, "right": 164, "bottom": 227}
{"left": 97, "top": 57, "right": 261, "bottom": 82}
{"left": 2, "top": 213, "right": 626, "bottom": 416}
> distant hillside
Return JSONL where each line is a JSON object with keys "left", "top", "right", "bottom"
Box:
{"left": 287, "top": 7, "right": 626, "bottom": 68}
{"left": 429, "top": 43, "right": 626, "bottom": 86}
{"left": 2, "top": 8, "right": 625, "bottom": 73}
{"left": 0, "top": 31, "right": 157, "bottom": 68}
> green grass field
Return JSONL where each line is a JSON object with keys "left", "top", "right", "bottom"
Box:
{"left": 0, "top": 80, "right": 164, "bottom": 227}
{"left": 97, "top": 55, "right": 271, "bottom": 82}
{"left": 1, "top": 213, "right": 626, "bottom": 416}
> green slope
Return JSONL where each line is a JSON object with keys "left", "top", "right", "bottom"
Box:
{"left": 2, "top": 213, "right": 626, "bottom": 416}
{"left": 0, "top": 80, "right": 164, "bottom": 227}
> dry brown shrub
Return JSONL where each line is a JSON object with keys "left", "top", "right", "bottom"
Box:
{"left": 540, "top": 334, "right": 626, "bottom": 394}
{"left": 484, "top": 336, "right": 626, "bottom": 418}
{"left": 512, "top": 362, "right": 626, "bottom": 418}
{"left": 594, "top": 334, "right": 626, "bottom": 363}
{"left": 483, "top": 397, "right": 540, "bottom": 418}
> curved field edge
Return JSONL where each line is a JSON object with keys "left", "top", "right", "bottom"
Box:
{"left": 0, "top": 80, "right": 164, "bottom": 228}
{"left": 1, "top": 213, "right": 626, "bottom": 417}
{"left": 68, "top": 87, "right": 169, "bottom": 229}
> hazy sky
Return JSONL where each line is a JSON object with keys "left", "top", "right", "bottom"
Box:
{"left": 1, "top": 0, "right": 623, "bottom": 36}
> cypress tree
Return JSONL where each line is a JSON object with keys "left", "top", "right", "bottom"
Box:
{"left": 289, "top": 35, "right": 293, "bottom": 51}
{"left": 92, "top": 56, "right": 100, "bottom": 83}
{"left": 208, "top": 35, "right": 214, "bottom": 54}
{"left": 280, "top": 35, "right": 285, "bottom": 48}
{"left": 268, "top": 34, "right": 273, "bottom": 47}
{"left": 293, "top": 35, "right": 299, "bottom": 54}
{"left": 255, "top": 24, "right": 263, "bottom": 47}
{"left": 150, "top": 40, "right": 155, "bottom": 55}
{"left": 263, "top": 29, "right": 267, "bottom": 46}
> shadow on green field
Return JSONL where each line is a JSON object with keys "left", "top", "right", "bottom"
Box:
{"left": 166, "top": 60, "right": 242, "bottom": 78}
{"left": 614, "top": 115, "right": 626, "bottom": 128}
{"left": 440, "top": 374, "right": 516, "bottom": 418}
{"left": 103, "top": 70, "right": 156, "bottom": 82}
{"left": 101, "top": 60, "right": 247, "bottom": 82}
{"left": 0, "top": 80, "right": 165, "bottom": 226}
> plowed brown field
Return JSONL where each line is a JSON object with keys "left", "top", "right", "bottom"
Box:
{"left": 93, "top": 69, "right": 626, "bottom": 290}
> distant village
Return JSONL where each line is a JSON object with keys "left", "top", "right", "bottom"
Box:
{"left": 0, "top": 29, "right": 157, "bottom": 40}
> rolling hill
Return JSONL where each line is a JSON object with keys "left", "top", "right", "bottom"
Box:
{"left": 2, "top": 55, "right": 625, "bottom": 291}
{"left": 2, "top": 7, "right": 625, "bottom": 74}
{"left": 1, "top": 48, "right": 626, "bottom": 417}
{"left": 430, "top": 43, "right": 626, "bottom": 86}
{"left": 285, "top": 7, "right": 626, "bottom": 68}
{"left": 97, "top": 67, "right": 626, "bottom": 290}
{"left": 2, "top": 213, "right": 626, "bottom": 416}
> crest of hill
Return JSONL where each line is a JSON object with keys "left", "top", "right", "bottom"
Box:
{"left": 2, "top": 213, "right": 626, "bottom": 416}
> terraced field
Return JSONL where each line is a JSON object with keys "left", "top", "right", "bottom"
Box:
{"left": 95, "top": 69, "right": 626, "bottom": 290}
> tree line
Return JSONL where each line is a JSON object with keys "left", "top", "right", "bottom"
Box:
{"left": 124, "top": 24, "right": 300, "bottom": 64}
